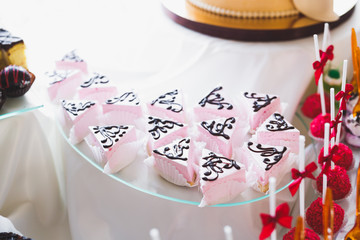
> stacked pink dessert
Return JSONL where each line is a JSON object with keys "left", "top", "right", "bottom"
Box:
{"left": 49, "top": 52, "right": 300, "bottom": 206}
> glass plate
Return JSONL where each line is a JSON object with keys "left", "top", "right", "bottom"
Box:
{"left": 0, "top": 93, "right": 44, "bottom": 120}
{"left": 54, "top": 69, "right": 315, "bottom": 207}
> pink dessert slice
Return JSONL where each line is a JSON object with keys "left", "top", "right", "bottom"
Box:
{"left": 152, "top": 137, "right": 197, "bottom": 186}
{"left": 86, "top": 124, "right": 139, "bottom": 173}
{"left": 240, "top": 92, "right": 281, "bottom": 132}
{"left": 199, "top": 148, "right": 246, "bottom": 207}
{"left": 147, "top": 89, "right": 186, "bottom": 122}
{"left": 61, "top": 99, "right": 102, "bottom": 144}
{"left": 146, "top": 116, "right": 188, "bottom": 153}
{"left": 46, "top": 69, "right": 84, "bottom": 102}
{"left": 240, "top": 141, "right": 290, "bottom": 193}
{"left": 196, "top": 116, "right": 237, "bottom": 158}
{"left": 55, "top": 50, "right": 88, "bottom": 74}
{"left": 101, "top": 91, "right": 143, "bottom": 126}
{"left": 255, "top": 112, "right": 300, "bottom": 153}
{"left": 77, "top": 72, "right": 118, "bottom": 102}
{"left": 193, "top": 86, "right": 240, "bottom": 121}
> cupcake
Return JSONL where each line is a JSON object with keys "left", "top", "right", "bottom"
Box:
{"left": 0, "top": 65, "right": 35, "bottom": 97}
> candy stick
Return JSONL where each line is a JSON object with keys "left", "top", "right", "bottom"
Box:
{"left": 224, "top": 225, "right": 233, "bottom": 240}
{"left": 314, "top": 34, "right": 326, "bottom": 115}
{"left": 322, "top": 174, "right": 328, "bottom": 204}
{"left": 149, "top": 228, "right": 161, "bottom": 240}
{"left": 330, "top": 88, "right": 335, "bottom": 147}
{"left": 322, "top": 23, "right": 330, "bottom": 51}
{"left": 336, "top": 60, "right": 348, "bottom": 145}
{"left": 299, "top": 136, "right": 305, "bottom": 218}
{"left": 269, "top": 177, "right": 277, "bottom": 240}
{"left": 324, "top": 123, "right": 330, "bottom": 157}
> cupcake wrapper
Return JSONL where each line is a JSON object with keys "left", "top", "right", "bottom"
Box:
{"left": 154, "top": 156, "right": 197, "bottom": 187}
{"left": 199, "top": 179, "right": 248, "bottom": 207}
{"left": 103, "top": 139, "right": 142, "bottom": 174}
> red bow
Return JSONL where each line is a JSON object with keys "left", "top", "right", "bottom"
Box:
{"left": 313, "top": 45, "right": 334, "bottom": 85}
{"left": 330, "top": 111, "right": 343, "bottom": 138}
{"left": 335, "top": 83, "right": 354, "bottom": 111}
{"left": 288, "top": 162, "right": 318, "bottom": 196}
{"left": 318, "top": 145, "right": 342, "bottom": 171}
{"left": 259, "top": 203, "right": 292, "bottom": 240}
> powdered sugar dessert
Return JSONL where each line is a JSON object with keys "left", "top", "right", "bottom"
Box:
{"left": 60, "top": 99, "right": 102, "bottom": 144}
{"left": 147, "top": 137, "right": 198, "bottom": 187}
{"left": 86, "top": 124, "right": 141, "bottom": 174}
{"left": 318, "top": 143, "right": 353, "bottom": 170}
{"left": 193, "top": 86, "right": 240, "bottom": 121}
{"left": 146, "top": 116, "right": 188, "bottom": 153}
{"left": 55, "top": 50, "right": 88, "bottom": 74}
{"left": 315, "top": 166, "right": 351, "bottom": 201}
{"left": 199, "top": 148, "right": 247, "bottom": 207}
{"left": 309, "top": 113, "right": 331, "bottom": 139}
{"left": 196, "top": 116, "right": 239, "bottom": 158}
{"left": 147, "top": 89, "right": 186, "bottom": 123}
{"left": 46, "top": 69, "right": 84, "bottom": 102}
{"left": 101, "top": 90, "right": 143, "bottom": 127}
{"left": 77, "top": 72, "right": 118, "bottom": 102}
{"left": 306, "top": 197, "right": 344, "bottom": 235}
{"left": 255, "top": 112, "right": 299, "bottom": 154}
{"left": 283, "top": 227, "right": 320, "bottom": 240}
{"left": 239, "top": 141, "right": 291, "bottom": 193}
{"left": 240, "top": 92, "right": 281, "bottom": 132}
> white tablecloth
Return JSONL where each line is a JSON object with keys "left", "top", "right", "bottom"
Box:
{"left": 0, "top": 0, "right": 359, "bottom": 239}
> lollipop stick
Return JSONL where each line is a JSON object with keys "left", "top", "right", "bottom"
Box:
{"left": 314, "top": 34, "right": 326, "bottom": 115}
{"left": 322, "top": 174, "right": 328, "bottom": 205}
{"left": 224, "top": 225, "right": 233, "bottom": 240}
{"left": 330, "top": 88, "right": 335, "bottom": 147}
{"left": 269, "top": 177, "right": 277, "bottom": 240}
{"left": 324, "top": 123, "right": 330, "bottom": 157}
{"left": 299, "top": 136, "right": 305, "bottom": 218}
{"left": 149, "top": 228, "right": 161, "bottom": 240}
{"left": 336, "top": 60, "right": 348, "bottom": 145}
{"left": 322, "top": 23, "right": 330, "bottom": 51}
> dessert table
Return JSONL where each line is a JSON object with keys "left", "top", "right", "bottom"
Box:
{"left": 0, "top": 0, "right": 359, "bottom": 239}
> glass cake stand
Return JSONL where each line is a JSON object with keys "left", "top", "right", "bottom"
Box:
{"left": 58, "top": 122, "right": 296, "bottom": 207}
{"left": 55, "top": 89, "right": 318, "bottom": 207}
{"left": 0, "top": 93, "right": 44, "bottom": 120}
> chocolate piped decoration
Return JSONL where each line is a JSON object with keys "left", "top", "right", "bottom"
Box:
{"left": 148, "top": 116, "right": 184, "bottom": 140}
{"left": 151, "top": 89, "right": 183, "bottom": 113}
{"left": 81, "top": 72, "right": 109, "bottom": 88}
{"left": 153, "top": 138, "right": 190, "bottom": 161}
{"left": 200, "top": 117, "right": 236, "bottom": 140}
{"left": 244, "top": 92, "right": 277, "bottom": 112}
{"left": 199, "top": 86, "right": 233, "bottom": 110}
{"left": 266, "top": 113, "right": 295, "bottom": 131}
{"left": 247, "top": 142, "right": 287, "bottom": 171}
{"left": 62, "top": 100, "right": 95, "bottom": 116}
{"left": 92, "top": 125, "right": 129, "bottom": 149}
{"left": 201, "top": 151, "right": 240, "bottom": 181}
{"left": 106, "top": 91, "right": 139, "bottom": 105}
